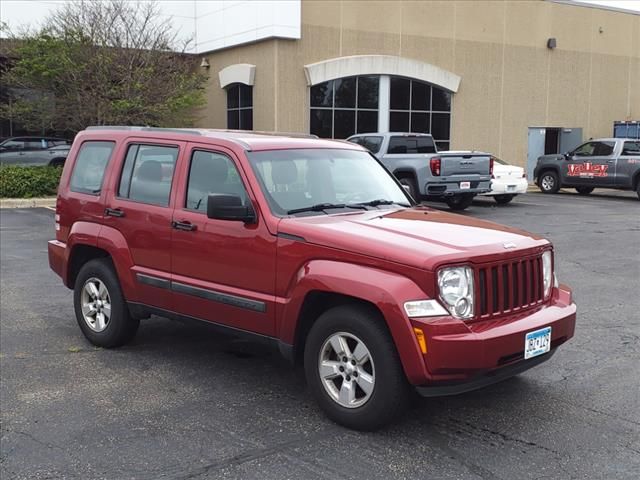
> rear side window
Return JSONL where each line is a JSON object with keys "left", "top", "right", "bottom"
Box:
{"left": 388, "top": 136, "right": 436, "bottom": 154}
{"left": 118, "top": 144, "right": 178, "bottom": 206}
{"left": 350, "top": 136, "right": 383, "bottom": 154}
{"left": 622, "top": 141, "right": 640, "bottom": 155}
{"left": 69, "top": 141, "right": 115, "bottom": 195}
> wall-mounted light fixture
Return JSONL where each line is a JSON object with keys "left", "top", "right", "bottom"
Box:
{"left": 547, "top": 38, "right": 557, "bottom": 49}
{"left": 200, "top": 57, "right": 210, "bottom": 69}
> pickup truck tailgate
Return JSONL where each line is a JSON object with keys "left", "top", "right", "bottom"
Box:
{"left": 440, "top": 153, "right": 491, "bottom": 177}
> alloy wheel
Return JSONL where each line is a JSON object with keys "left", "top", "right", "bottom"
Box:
{"left": 318, "top": 332, "right": 375, "bottom": 408}
{"left": 80, "top": 277, "right": 112, "bottom": 332}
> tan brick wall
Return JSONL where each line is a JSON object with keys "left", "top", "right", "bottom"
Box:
{"left": 196, "top": 0, "right": 640, "bottom": 168}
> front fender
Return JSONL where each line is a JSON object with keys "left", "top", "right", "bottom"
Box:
{"left": 278, "top": 260, "right": 431, "bottom": 385}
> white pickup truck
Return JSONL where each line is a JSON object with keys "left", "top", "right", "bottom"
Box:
{"left": 347, "top": 132, "right": 492, "bottom": 210}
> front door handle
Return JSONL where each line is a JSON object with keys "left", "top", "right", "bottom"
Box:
{"left": 105, "top": 207, "right": 125, "bottom": 217}
{"left": 172, "top": 220, "right": 197, "bottom": 231}
{"left": 607, "top": 160, "right": 615, "bottom": 164}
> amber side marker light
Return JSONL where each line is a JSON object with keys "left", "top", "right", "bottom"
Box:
{"left": 413, "top": 327, "right": 427, "bottom": 354}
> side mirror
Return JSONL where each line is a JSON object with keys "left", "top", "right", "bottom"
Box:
{"left": 563, "top": 152, "right": 571, "bottom": 160}
{"left": 207, "top": 194, "right": 255, "bottom": 223}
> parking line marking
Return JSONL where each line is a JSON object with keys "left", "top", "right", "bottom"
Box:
{"left": 45, "top": 206, "right": 56, "bottom": 211}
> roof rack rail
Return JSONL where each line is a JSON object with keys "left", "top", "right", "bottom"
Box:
{"left": 212, "top": 129, "right": 319, "bottom": 139}
{"left": 86, "top": 126, "right": 204, "bottom": 136}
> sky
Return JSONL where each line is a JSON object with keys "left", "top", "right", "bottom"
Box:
{"left": 1, "top": 0, "right": 639, "bottom": 41}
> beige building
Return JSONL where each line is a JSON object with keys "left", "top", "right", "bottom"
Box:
{"left": 195, "top": 0, "right": 640, "bottom": 176}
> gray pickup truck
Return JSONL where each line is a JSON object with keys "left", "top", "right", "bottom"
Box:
{"left": 534, "top": 138, "right": 640, "bottom": 200}
{"left": 347, "top": 132, "right": 492, "bottom": 210}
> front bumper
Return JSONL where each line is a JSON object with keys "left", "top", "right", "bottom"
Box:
{"left": 411, "top": 285, "right": 576, "bottom": 394}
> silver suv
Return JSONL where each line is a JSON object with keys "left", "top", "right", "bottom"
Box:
{"left": 0, "top": 136, "right": 71, "bottom": 167}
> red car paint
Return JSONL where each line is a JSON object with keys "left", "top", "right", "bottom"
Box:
{"left": 49, "top": 129, "right": 576, "bottom": 389}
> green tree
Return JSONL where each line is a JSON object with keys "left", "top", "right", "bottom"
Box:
{"left": 1, "top": 0, "right": 207, "bottom": 134}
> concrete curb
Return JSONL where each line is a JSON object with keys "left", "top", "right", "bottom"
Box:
{"left": 0, "top": 197, "right": 56, "bottom": 209}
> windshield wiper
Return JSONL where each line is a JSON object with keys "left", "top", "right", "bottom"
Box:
{"left": 350, "top": 199, "right": 411, "bottom": 208}
{"left": 287, "top": 203, "right": 367, "bottom": 215}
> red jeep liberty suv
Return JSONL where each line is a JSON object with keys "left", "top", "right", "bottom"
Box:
{"left": 48, "top": 127, "right": 576, "bottom": 430}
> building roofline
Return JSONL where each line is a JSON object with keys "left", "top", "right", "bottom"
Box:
{"left": 547, "top": 0, "right": 640, "bottom": 16}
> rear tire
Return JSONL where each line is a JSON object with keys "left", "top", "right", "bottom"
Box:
{"left": 538, "top": 171, "right": 560, "bottom": 194}
{"left": 398, "top": 177, "right": 419, "bottom": 202}
{"left": 636, "top": 182, "right": 640, "bottom": 200}
{"left": 575, "top": 187, "right": 594, "bottom": 195}
{"left": 304, "top": 304, "right": 411, "bottom": 431}
{"left": 49, "top": 158, "right": 65, "bottom": 167}
{"left": 445, "top": 194, "right": 474, "bottom": 211}
{"left": 73, "top": 258, "right": 139, "bottom": 348}
{"left": 494, "top": 194, "right": 515, "bottom": 205}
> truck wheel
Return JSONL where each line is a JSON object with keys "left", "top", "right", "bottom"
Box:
{"left": 637, "top": 182, "right": 640, "bottom": 200}
{"left": 48, "top": 158, "right": 65, "bottom": 167}
{"left": 538, "top": 171, "right": 560, "bottom": 194}
{"left": 494, "top": 194, "right": 515, "bottom": 205}
{"left": 304, "top": 304, "right": 411, "bottom": 431}
{"left": 575, "top": 187, "right": 594, "bottom": 195}
{"left": 399, "top": 177, "right": 419, "bottom": 202}
{"left": 445, "top": 194, "right": 474, "bottom": 211}
{"left": 73, "top": 258, "right": 139, "bottom": 348}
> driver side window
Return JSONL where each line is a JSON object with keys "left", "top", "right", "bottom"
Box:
{"left": 185, "top": 150, "right": 248, "bottom": 212}
{"left": 573, "top": 142, "right": 596, "bottom": 157}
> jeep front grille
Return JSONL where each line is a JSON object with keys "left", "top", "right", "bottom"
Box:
{"left": 476, "top": 255, "right": 545, "bottom": 317}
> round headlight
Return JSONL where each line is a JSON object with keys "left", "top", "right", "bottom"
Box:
{"left": 437, "top": 266, "right": 474, "bottom": 319}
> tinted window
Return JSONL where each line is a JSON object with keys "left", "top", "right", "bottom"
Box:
{"left": 350, "top": 136, "right": 383, "bottom": 154}
{"left": 593, "top": 141, "right": 614, "bottom": 156}
{"left": 70, "top": 141, "right": 115, "bottom": 195}
{"left": 185, "top": 151, "right": 248, "bottom": 212}
{"left": 24, "top": 139, "right": 45, "bottom": 149}
{"left": 388, "top": 136, "right": 436, "bottom": 154}
{"left": 309, "top": 76, "right": 379, "bottom": 139}
{"left": 622, "top": 141, "right": 640, "bottom": 155}
{"left": 227, "top": 84, "right": 253, "bottom": 130}
{"left": 118, "top": 144, "right": 178, "bottom": 206}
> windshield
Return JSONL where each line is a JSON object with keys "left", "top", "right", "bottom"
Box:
{"left": 246, "top": 149, "right": 411, "bottom": 216}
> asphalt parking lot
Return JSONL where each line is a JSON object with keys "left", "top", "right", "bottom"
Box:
{"left": 1, "top": 190, "right": 639, "bottom": 480}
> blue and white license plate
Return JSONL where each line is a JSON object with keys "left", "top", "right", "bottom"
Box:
{"left": 524, "top": 326, "right": 551, "bottom": 359}
{"left": 507, "top": 185, "right": 516, "bottom": 192}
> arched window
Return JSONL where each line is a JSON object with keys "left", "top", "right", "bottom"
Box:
{"left": 310, "top": 75, "right": 451, "bottom": 148}
{"left": 389, "top": 77, "right": 451, "bottom": 151}
{"left": 226, "top": 83, "right": 253, "bottom": 130}
{"left": 310, "top": 76, "right": 379, "bottom": 139}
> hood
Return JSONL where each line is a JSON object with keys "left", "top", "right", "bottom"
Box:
{"left": 538, "top": 154, "right": 564, "bottom": 162}
{"left": 278, "top": 207, "right": 549, "bottom": 271}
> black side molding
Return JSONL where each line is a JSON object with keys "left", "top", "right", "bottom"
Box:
{"left": 136, "top": 273, "right": 170, "bottom": 290}
{"left": 171, "top": 281, "right": 267, "bottom": 313}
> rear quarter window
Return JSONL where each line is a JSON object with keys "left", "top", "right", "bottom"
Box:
{"left": 69, "top": 141, "right": 115, "bottom": 195}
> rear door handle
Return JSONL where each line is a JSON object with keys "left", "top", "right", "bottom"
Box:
{"left": 172, "top": 220, "right": 196, "bottom": 231}
{"left": 105, "top": 207, "right": 125, "bottom": 217}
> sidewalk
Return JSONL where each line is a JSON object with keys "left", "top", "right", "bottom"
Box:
{"left": 0, "top": 197, "right": 56, "bottom": 209}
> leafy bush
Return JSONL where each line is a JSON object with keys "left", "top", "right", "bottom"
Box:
{"left": 0, "top": 166, "right": 63, "bottom": 198}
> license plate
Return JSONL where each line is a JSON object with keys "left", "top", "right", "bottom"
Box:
{"left": 507, "top": 185, "right": 516, "bottom": 192}
{"left": 460, "top": 181, "right": 471, "bottom": 189}
{"left": 524, "top": 326, "right": 551, "bottom": 359}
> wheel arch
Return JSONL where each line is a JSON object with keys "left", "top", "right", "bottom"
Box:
{"left": 278, "top": 260, "right": 431, "bottom": 385}
{"left": 67, "top": 244, "right": 111, "bottom": 288}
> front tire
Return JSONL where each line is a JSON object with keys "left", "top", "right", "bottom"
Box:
{"left": 73, "top": 258, "right": 139, "bottom": 348}
{"left": 494, "top": 194, "right": 515, "bottom": 205}
{"left": 398, "top": 177, "right": 419, "bottom": 202}
{"left": 445, "top": 194, "right": 474, "bottom": 211}
{"left": 538, "top": 171, "right": 560, "bottom": 194}
{"left": 575, "top": 187, "right": 594, "bottom": 195}
{"left": 304, "top": 304, "right": 411, "bottom": 431}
